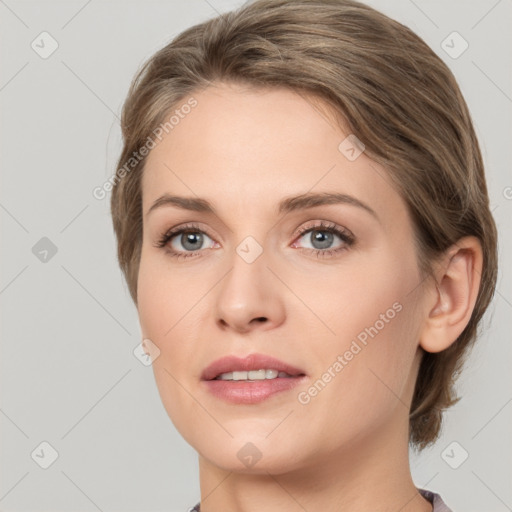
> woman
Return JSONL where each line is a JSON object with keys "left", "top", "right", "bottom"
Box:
{"left": 110, "top": 0, "right": 498, "bottom": 510}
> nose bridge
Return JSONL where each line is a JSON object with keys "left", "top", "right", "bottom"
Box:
{"left": 220, "top": 237, "right": 269, "bottom": 308}
{"left": 213, "top": 235, "right": 283, "bottom": 332}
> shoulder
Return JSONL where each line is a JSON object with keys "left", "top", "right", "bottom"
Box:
{"left": 418, "top": 487, "right": 454, "bottom": 512}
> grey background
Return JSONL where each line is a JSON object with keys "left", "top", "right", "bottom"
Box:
{"left": 0, "top": 0, "right": 510, "bottom": 511}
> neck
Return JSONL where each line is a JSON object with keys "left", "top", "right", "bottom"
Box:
{"left": 196, "top": 411, "right": 432, "bottom": 512}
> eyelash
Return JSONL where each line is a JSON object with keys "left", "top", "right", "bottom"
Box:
{"left": 153, "top": 221, "right": 355, "bottom": 261}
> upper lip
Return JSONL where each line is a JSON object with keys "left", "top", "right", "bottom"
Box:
{"left": 201, "top": 353, "right": 306, "bottom": 381}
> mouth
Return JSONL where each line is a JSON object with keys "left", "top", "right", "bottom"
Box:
{"left": 201, "top": 353, "right": 306, "bottom": 381}
{"left": 213, "top": 369, "right": 299, "bottom": 381}
{"left": 201, "top": 353, "right": 307, "bottom": 404}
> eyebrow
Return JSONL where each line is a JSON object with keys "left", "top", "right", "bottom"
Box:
{"left": 146, "top": 191, "right": 378, "bottom": 220}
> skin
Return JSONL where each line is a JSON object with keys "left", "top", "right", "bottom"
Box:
{"left": 137, "top": 82, "right": 482, "bottom": 512}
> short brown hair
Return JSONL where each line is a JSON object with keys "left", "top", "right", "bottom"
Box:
{"left": 110, "top": 0, "right": 498, "bottom": 449}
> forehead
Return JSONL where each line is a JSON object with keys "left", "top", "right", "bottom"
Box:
{"left": 141, "top": 82, "right": 405, "bottom": 225}
{"left": 145, "top": 82, "right": 344, "bottom": 173}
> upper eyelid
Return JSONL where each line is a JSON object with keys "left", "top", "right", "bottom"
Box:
{"left": 296, "top": 221, "right": 353, "bottom": 235}
{"left": 164, "top": 222, "right": 214, "bottom": 238}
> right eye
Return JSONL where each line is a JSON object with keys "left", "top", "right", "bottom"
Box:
{"left": 154, "top": 223, "right": 219, "bottom": 260}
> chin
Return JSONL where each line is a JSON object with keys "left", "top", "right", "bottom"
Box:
{"left": 201, "top": 446, "right": 300, "bottom": 475}
{"left": 191, "top": 432, "right": 305, "bottom": 474}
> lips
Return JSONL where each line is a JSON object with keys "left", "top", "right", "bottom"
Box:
{"left": 201, "top": 353, "right": 306, "bottom": 381}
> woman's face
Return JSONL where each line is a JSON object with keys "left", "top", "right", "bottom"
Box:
{"left": 137, "top": 82, "right": 427, "bottom": 473}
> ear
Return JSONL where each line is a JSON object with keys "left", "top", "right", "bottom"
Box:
{"left": 419, "top": 236, "right": 483, "bottom": 353}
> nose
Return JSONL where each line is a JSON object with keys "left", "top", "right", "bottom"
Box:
{"left": 214, "top": 248, "right": 286, "bottom": 334}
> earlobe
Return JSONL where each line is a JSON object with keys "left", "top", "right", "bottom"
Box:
{"left": 419, "top": 237, "right": 483, "bottom": 354}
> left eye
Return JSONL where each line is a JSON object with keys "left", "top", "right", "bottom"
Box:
{"left": 292, "top": 223, "right": 354, "bottom": 254}
{"left": 296, "top": 229, "right": 342, "bottom": 250}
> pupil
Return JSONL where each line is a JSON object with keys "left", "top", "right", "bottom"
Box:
{"left": 312, "top": 230, "right": 333, "bottom": 249}
{"left": 182, "top": 232, "right": 202, "bottom": 250}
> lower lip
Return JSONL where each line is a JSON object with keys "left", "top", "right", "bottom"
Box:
{"left": 202, "top": 377, "right": 306, "bottom": 404}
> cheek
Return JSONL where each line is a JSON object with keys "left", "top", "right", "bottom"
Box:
{"left": 136, "top": 254, "right": 208, "bottom": 441}
{"left": 306, "top": 247, "right": 422, "bottom": 403}
{"left": 349, "top": 256, "right": 421, "bottom": 368}
{"left": 296, "top": 244, "right": 420, "bottom": 352}
{"left": 136, "top": 250, "right": 203, "bottom": 340}
{"left": 136, "top": 250, "right": 222, "bottom": 378}
{"left": 291, "top": 290, "right": 421, "bottom": 454}
{"left": 136, "top": 253, "right": 202, "bottom": 404}
{"left": 137, "top": 259, "right": 168, "bottom": 340}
